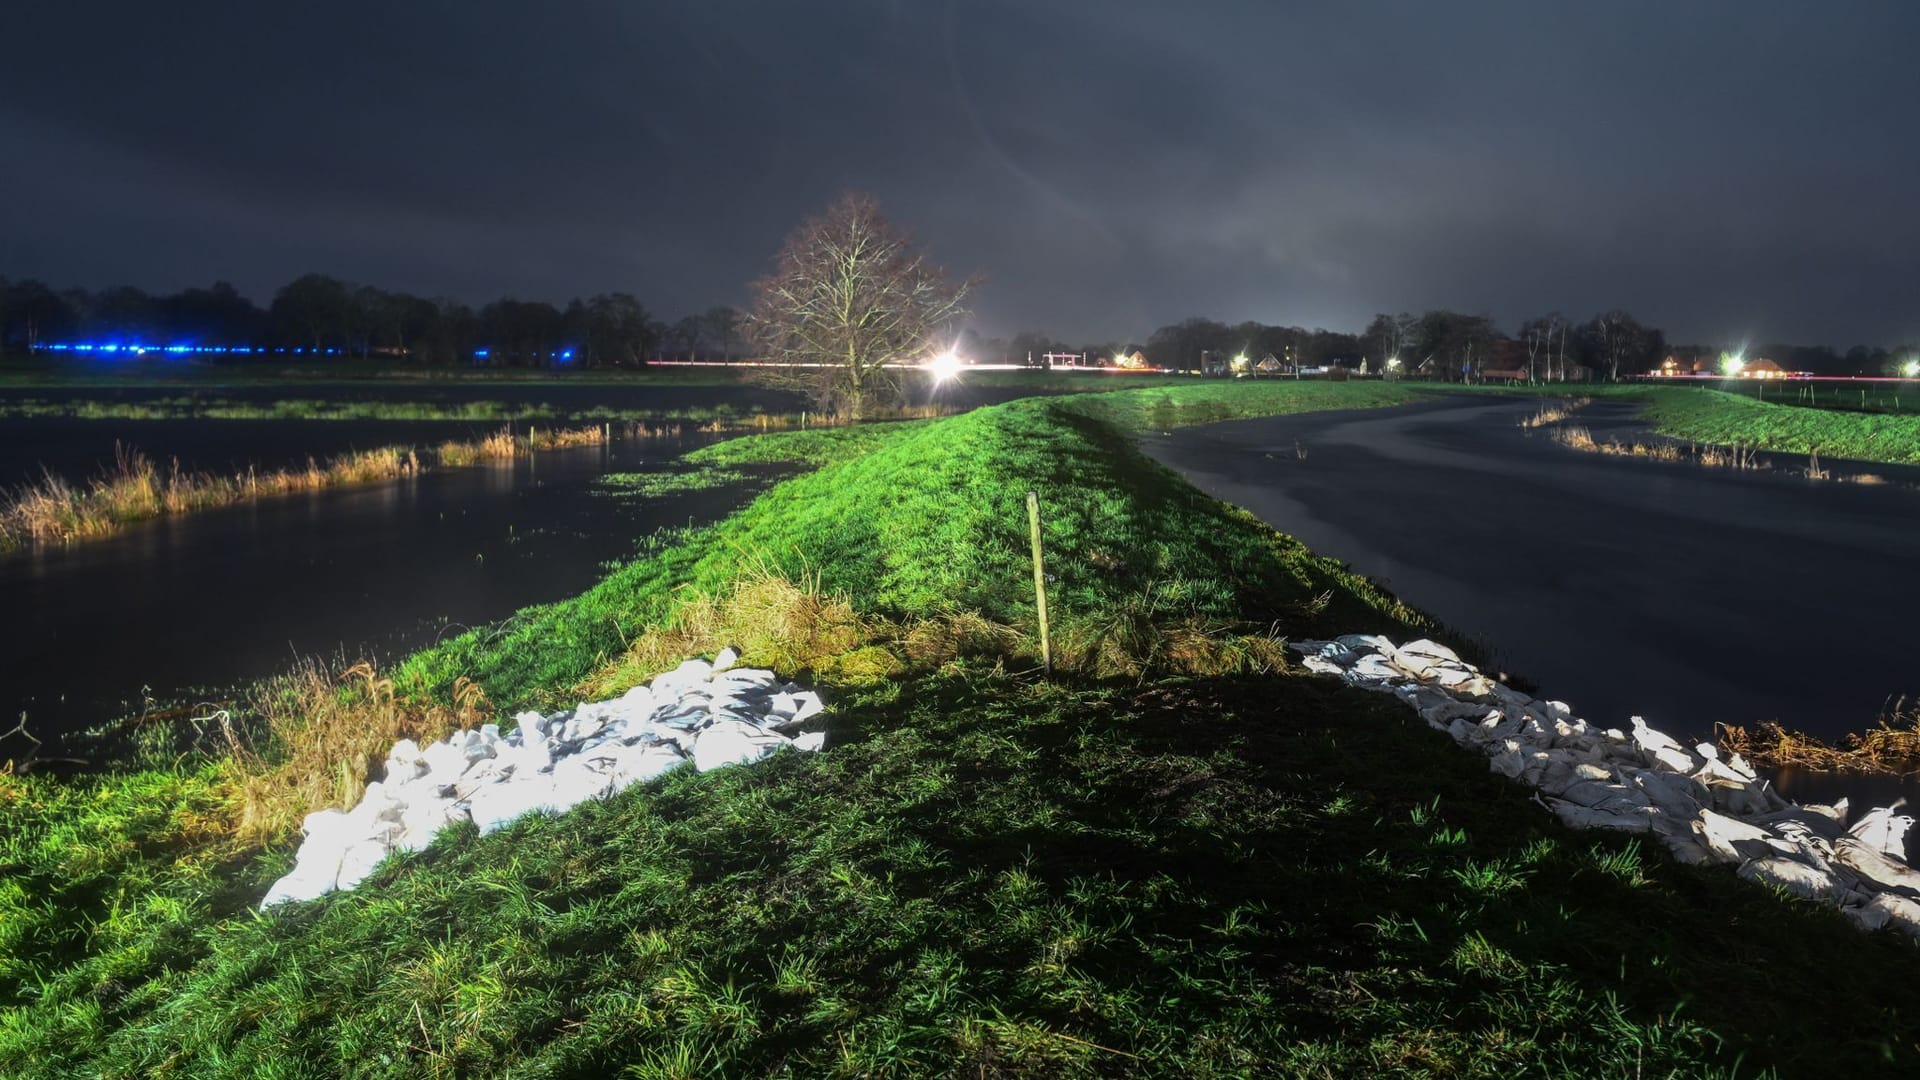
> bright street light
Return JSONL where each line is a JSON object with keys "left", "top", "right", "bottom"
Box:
{"left": 1904, "top": 359, "right": 1920, "bottom": 378}
{"left": 928, "top": 348, "right": 963, "bottom": 384}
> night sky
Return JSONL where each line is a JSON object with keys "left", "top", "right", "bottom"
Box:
{"left": 3, "top": 1, "right": 1916, "bottom": 345}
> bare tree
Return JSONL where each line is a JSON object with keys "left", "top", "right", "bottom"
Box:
{"left": 746, "top": 193, "right": 975, "bottom": 419}
{"left": 699, "top": 306, "right": 743, "bottom": 361}
{"left": 1519, "top": 312, "right": 1567, "bottom": 383}
{"left": 1581, "top": 309, "right": 1656, "bottom": 382}
{"left": 1363, "top": 312, "right": 1416, "bottom": 374}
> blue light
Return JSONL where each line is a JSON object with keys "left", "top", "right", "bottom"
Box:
{"left": 560, "top": 348, "right": 575, "bottom": 360}
{"left": 474, "top": 348, "right": 491, "bottom": 358}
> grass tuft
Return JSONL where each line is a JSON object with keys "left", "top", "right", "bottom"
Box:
{"left": 0, "top": 425, "right": 617, "bottom": 553}
{"left": 1720, "top": 700, "right": 1920, "bottom": 774}
{"left": 221, "top": 658, "right": 492, "bottom": 844}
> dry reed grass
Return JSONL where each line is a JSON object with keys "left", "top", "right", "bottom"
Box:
{"left": 1519, "top": 397, "right": 1594, "bottom": 429}
{"left": 0, "top": 444, "right": 420, "bottom": 551}
{"left": 1552, "top": 426, "right": 1767, "bottom": 470}
{"left": 0, "top": 423, "right": 621, "bottom": 553}
{"left": 1695, "top": 443, "right": 1763, "bottom": 469}
{"left": 577, "top": 562, "right": 1292, "bottom": 702}
{"left": 434, "top": 429, "right": 519, "bottom": 467}
{"left": 220, "top": 659, "right": 491, "bottom": 844}
{"left": 524, "top": 425, "right": 609, "bottom": 452}
{"left": 1719, "top": 700, "right": 1920, "bottom": 775}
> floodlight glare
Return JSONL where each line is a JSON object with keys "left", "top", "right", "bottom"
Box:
{"left": 1905, "top": 359, "right": 1920, "bottom": 378}
{"left": 929, "top": 349, "right": 963, "bottom": 383}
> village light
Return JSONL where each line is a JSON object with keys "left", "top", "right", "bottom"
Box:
{"left": 928, "top": 348, "right": 963, "bottom": 384}
{"left": 1721, "top": 351, "right": 1745, "bottom": 376}
{"left": 1904, "top": 359, "right": 1920, "bottom": 378}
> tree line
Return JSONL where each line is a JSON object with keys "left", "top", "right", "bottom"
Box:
{"left": 986, "top": 310, "right": 1656, "bottom": 382}
{"left": 0, "top": 274, "right": 745, "bottom": 367}
{"left": 4, "top": 268, "right": 1912, "bottom": 379}
{"left": 981, "top": 312, "right": 1916, "bottom": 380}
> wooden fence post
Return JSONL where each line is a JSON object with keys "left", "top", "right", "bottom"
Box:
{"left": 1027, "top": 490, "right": 1051, "bottom": 674}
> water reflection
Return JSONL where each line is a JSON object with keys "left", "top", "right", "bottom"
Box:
{"left": 1, "top": 434, "right": 776, "bottom": 744}
{"left": 1146, "top": 395, "right": 1920, "bottom": 835}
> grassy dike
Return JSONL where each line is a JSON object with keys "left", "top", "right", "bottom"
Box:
{"left": 3, "top": 381, "right": 1918, "bottom": 1078}
{"left": 1633, "top": 387, "right": 1920, "bottom": 466}
{"left": 1424, "top": 382, "right": 1920, "bottom": 467}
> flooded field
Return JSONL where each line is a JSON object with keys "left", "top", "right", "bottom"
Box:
{"left": 1144, "top": 395, "right": 1920, "bottom": 813}
{"left": 0, "top": 431, "right": 781, "bottom": 743}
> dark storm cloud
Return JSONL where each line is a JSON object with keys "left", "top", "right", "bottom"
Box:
{"left": 2, "top": 0, "right": 1916, "bottom": 344}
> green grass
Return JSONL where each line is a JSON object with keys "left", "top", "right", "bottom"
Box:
{"left": 1636, "top": 388, "right": 1920, "bottom": 466}
{"left": 593, "top": 466, "right": 755, "bottom": 500}
{"left": 1705, "top": 378, "right": 1919, "bottom": 415}
{"left": 395, "top": 388, "right": 1426, "bottom": 709}
{"left": 3, "top": 379, "right": 1918, "bottom": 1077}
{"left": 1401, "top": 381, "right": 1920, "bottom": 467}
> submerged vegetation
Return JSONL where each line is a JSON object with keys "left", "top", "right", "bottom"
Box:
{"left": 1518, "top": 396, "right": 1594, "bottom": 428}
{"left": 1721, "top": 700, "right": 1920, "bottom": 775}
{"left": 0, "top": 393, "right": 957, "bottom": 427}
{"left": 1425, "top": 382, "right": 1920, "bottom": 468}
{"left": 593, "top": 465, "right": 752, "bottom": 501}
{"left": 0, "top": 425, "right": 610, "bottom": 552}
{"left": 3, "top": 381, "right": 1920, "bottom": 1075}
{"left": 1546, "top": 418, "right": 1898, "bottom": 481}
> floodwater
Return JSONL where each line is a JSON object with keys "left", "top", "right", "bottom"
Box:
{"left": 0, "top": 379, "right": 1064, "bottom": 486}
{"left": 0, "top": 418, "right": 521, "bottom": 487}
{"left": 0, "top": 379, "right": 804, "bottom": 413}
{"left": 0, "top": 433, "right": 781, "bottom": 747}
{"left": 1143, "top": 396, "right": 1920, "bottom": 812}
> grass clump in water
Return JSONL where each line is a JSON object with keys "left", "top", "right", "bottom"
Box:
{"left": 1519, "top": 396, "right": 1594, "bottom": 428}
{"left": 1721, "top": 699, "right": 1920, "bottom": 775}
{"left": 0, "top": 444, "right": 422, "bottom": 551}
{"left": 593, "top": 465, "right": 750, "bottom": 501}
{"left": 0, "top": 424, "right": 612, "bottom": 553}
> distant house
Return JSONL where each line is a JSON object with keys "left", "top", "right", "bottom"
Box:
{"left": 1479, "top": 339, "right": 1531, "bottom": 382}
{"left": 1742, "top": 357, "right": 1786, "bottom": 376}
{"left": 1254, "top": 353, "right": 1284, "bottom": 375}
{"left": 1112, "top": 349, "right": 1150, "bottom": 369}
